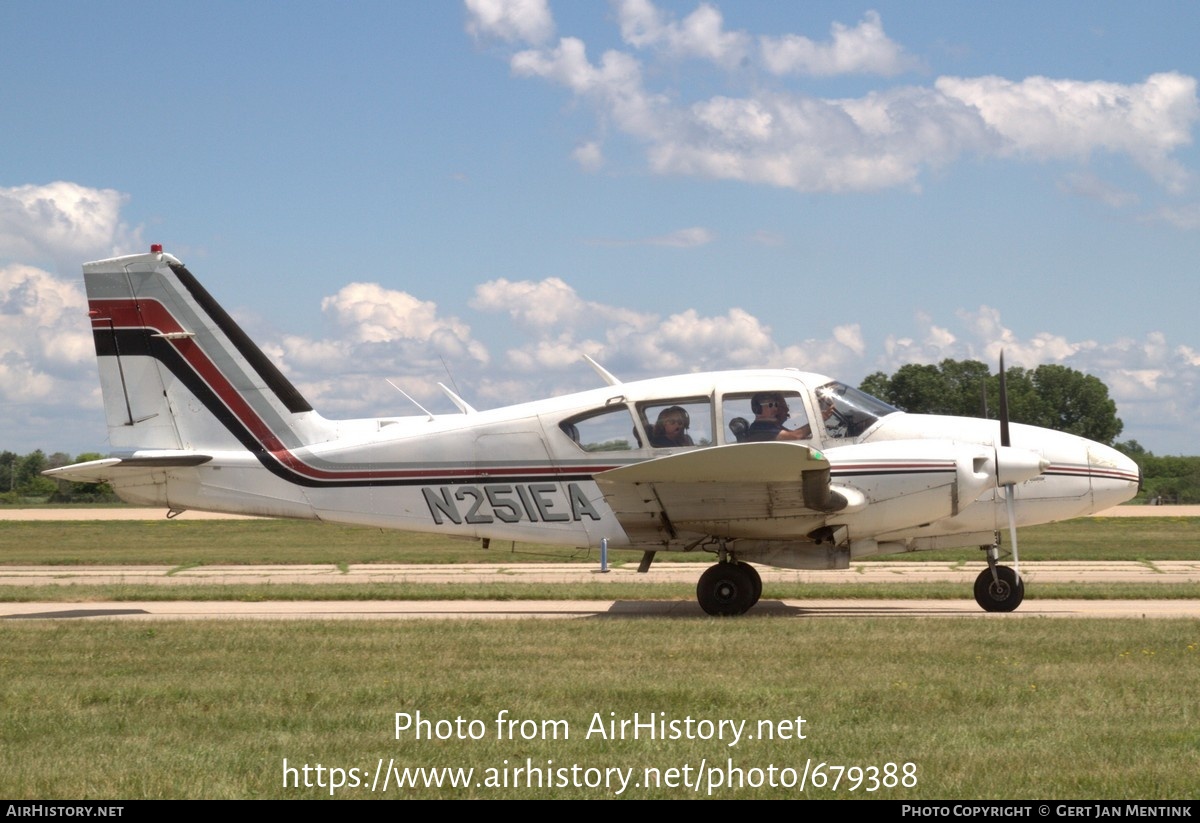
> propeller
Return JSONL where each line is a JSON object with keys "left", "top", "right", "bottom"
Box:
{"left": 997, "top": 352, "right": 1020, "bottom": 577}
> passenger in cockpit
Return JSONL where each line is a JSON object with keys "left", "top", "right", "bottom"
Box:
{"left": 650, "top": 406, "right": 694, "bottom": 447}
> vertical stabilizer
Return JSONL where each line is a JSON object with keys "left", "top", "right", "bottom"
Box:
{"left": 84, "top": 246, "right": 327, "bottom": 456}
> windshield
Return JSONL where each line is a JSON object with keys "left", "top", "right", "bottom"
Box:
{"left": 815, "top": 381, "right": 898, "bottom": 438}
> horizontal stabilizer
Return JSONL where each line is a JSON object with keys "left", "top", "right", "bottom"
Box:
{"left": 44, "top": 453, "right": 212, "bottom": 484}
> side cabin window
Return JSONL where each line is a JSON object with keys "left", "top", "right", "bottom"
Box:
{"left": 723, "top": 390, "right": 810, "bottom": 443}
{"left": 560, "top": 405, "right": 639, "bottom": 453}
{"left": 638, "top": 398, "right": 712, "bottom": 449}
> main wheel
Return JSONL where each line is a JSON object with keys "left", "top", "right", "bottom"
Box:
{"left": 973, "top": 565, "right": 1025, "bottom": 613}
{"left": 739, "top": 562, "right": 763, "bottom": 607}
{"left": 697, "top": 563, "right": 756, "bottom": 616}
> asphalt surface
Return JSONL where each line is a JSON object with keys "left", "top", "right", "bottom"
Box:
{"left": 3, "top": 506, "right": 1197, "bottom": 621}
{"left": 4, "top": 597, "right": 1199, "bottom": 621}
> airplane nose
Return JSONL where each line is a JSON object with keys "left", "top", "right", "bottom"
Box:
{"left": 1088, "top": 442, "right": 1142, "bottom": 509}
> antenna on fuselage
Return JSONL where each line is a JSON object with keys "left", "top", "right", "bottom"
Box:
{"left": 583, "top": 354, "right": 622, "bottom": 386}
{"left": 386, "top": 379, "right": 434, "bottom": 421}
{"left": 438, "top": 382, "right": 477, "bottom": 414}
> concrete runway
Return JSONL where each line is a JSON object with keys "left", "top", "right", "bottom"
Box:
{"left": 3, "top": 562, "right": 1198, "bottom": 621}
{"left": 4, "top": 597, "right": 1199, "bottom": 621}
{"left": 3, "top": 507, "right": 1197, "bottom": 621}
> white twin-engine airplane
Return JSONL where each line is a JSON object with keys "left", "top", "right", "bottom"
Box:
{"left": 48, "top": 246, "right": 1141, "bottom": 615}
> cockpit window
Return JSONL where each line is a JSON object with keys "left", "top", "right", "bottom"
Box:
{"left": 638, "top": 398, "right": 712, "bottom": 449}
{"left": 722, "top": 390, "right": 807, "bottom": 443}
{"left": 815, "top": 381, "right": 897, "bottom": 438}
{"left": 560, "top": 405, "right": 639, "bottom": 453}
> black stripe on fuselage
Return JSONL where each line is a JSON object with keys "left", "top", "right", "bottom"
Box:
{"left": 96, "top": 328, "right": 599, "bottom": 489}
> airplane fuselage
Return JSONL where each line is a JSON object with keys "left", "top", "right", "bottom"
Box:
{"left": 49, "top": 248, "right": 1141, "bottom": 612}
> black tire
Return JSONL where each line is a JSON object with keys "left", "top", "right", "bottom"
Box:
{"left": 973, "top": 566, "right": 1025, "bottom": 613}
{"left": 739, "top": 561, "right": 763, "bottom": 607}
{"left": 697, "top": 563, "right": 756, "bottom": 616}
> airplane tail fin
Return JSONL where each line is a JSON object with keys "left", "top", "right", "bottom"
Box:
{"left": 80, "top": 245, "right": 330, "bottom": 458}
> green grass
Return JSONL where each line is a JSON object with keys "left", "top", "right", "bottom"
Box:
{"left": 2, "top": 515, "right": 1198, "bottom": 565}
{"left": 2, "top": 581, "right": 1199, "bottom": 604}
{"left": 2, "top": 516, "right": 1196, "bottom": 603}
{"left": 2, "top": 516, "right": 1197, "bottom": 800}
{"left": 0, "top": 519, "right": 603, "bottom": 565}
{"left": 1, "top": 619, "right": 1196, "bottom": 799}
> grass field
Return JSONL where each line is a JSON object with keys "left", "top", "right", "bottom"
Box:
{"left": 1, "top": 515, "right": 1197, "bottom": 800}
{"left": 2, "top": 514, "right": 1198, "bottom": 566}
{"left": 2, "top": 619, "right": 1198, "bottom": 799}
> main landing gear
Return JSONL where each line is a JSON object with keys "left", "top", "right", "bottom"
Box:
{"left": 696, "top": 561, "right": 763, "bottom": 616}
{"left": 973, "top": 539, "right": 1025, "bottom": 613}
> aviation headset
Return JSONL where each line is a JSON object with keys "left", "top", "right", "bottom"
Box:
{"left": 751, "top": 392, "right": 787, "bottom": 415}
{"left": 658, "top": 406, "right": 690, "bottom": 428}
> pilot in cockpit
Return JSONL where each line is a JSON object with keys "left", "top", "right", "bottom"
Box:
{"left": 795, "top": 394, "right": 838, "bottom": 439}
{"left": 744, "top": 393, "right": 809, "bottom": 441}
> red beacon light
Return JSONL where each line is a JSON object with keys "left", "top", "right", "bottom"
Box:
{"left": 151, "top": 244, "right": 163, "bottom": 254}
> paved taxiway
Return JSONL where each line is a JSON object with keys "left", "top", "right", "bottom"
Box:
{"left": 3, "top": 562, "right": 1198, "bottom": 621}
{"left": 4, "top": 597, "right": 1199, "bottom": 620}
{"left": 3, "top": 507, "right": 1197, "bottom": 621}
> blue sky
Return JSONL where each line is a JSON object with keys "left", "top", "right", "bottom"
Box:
{"left": 2, "top": 1, "right": 1198, "bottom": 456}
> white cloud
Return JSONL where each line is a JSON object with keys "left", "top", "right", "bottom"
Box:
{"left": 651, "top": 226, "right": 714, "bottom": 247}
{"left": 470, "top": 276, "right": 652, "bottom": 330}
{"left": 572, "top": 141, "right": 604, "bottom": 171}
{"left": 1145, "top": 202, "right": 1200, "bottom": 230}
{"left": 616, "top": 0, "right": 751, "bottom": 68}
{"left": 936, "top": 72, "right": 1199, "bottom": 191}
{"left": 1057, "top": 171, "right": 1139, "bottom": 208}
{"left": 471, "top": 276, "right": 589, "bottom": 328}
{"left": 489, "top": 3, "right": 1199, "bottom": 194}
{"left": 760, "top": 11, "right": 921, "bottom": 77}
{"left": 321, "top": 282, "right": 485, "bottom": 357}
{"left": 261, "top": 284, "right": 491, "bottom": 404}
{"left": 0, "top": 182, "right": 143, "bottom": 269}
{"left": 465, "top": 0, "right": 554, "bottom": 44}
{"left": 0, "top": 264, "right": 93, "bottom": 405}
{"left": 873, "top": 308, "right": 1200, "bottom": 454}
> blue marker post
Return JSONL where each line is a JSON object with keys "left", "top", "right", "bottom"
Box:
{"left": 600, "top": 537, "right": 609, "bottom": 573}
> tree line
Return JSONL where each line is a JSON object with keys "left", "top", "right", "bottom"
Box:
{"left": 859, "top": 358, "right": 1198, "bottom": 503}
{"left": 4, "top": 359, "right": 1197, "bottom": 504}
{"left": 0, "top": 450, "right": 116, "bottom": 503}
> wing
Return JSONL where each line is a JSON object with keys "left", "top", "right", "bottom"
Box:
{"left": 593, "top": 442, "right": 863, "bottom": 547}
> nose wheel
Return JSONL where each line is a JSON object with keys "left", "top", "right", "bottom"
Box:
{"left": 973, "top": 565, "right": 1024, "bottom": 612}
{"left": 697, "top": 562, "right": 762, "bottom": 616}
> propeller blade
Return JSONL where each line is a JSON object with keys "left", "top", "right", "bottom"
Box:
{"left": 997, "top": 351, "right": 1020, "bottom": 576}
{"left": 998, "top": 350, "right": 1010, "bottom": 448}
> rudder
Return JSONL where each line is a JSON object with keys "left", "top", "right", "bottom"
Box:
{"left": 83, "top": 246, "right": 327, "bottom": 456}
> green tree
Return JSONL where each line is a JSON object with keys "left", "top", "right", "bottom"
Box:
{"left": 11, "top": 453, "right": 57, "bottom": 497}
{"left": 860, "top": 358, "right": 1123, "bottom": 445}
{"left": 858, "top": 372, "right": 891, "bottom": 401}
{"left": 1030, "top": 364, "right": 1122, "bottom": 444}
{"left": 0, "top": 451, "right": 16, "bottom": 493}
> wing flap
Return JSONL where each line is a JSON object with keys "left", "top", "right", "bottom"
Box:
{"left": 595, "top": 442, "right": 842, "bottom": 545}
